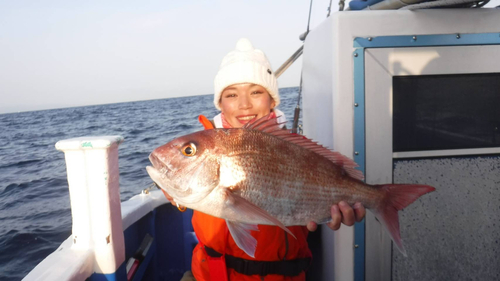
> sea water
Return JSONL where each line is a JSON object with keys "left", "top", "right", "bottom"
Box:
{"left": 0, "top": 87, "right": 300, "bottom": 280}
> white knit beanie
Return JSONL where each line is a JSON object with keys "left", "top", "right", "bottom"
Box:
{"left": 214, "top": 38, "right": 280, "bottom": 110}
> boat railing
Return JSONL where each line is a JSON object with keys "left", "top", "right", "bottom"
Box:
{"left": 23, "top": 136, "right": 169, "bottom": 280}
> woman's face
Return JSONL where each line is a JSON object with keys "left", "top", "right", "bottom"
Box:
{"left": 219, "top": 83, "right": 275, "bottom": 128}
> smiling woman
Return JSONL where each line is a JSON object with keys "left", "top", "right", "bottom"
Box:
{"left": 212, "top": 38, "right": 283, "bottom": 130}
{"left": 174, "top": 38, "right": 365, "bottom": 281}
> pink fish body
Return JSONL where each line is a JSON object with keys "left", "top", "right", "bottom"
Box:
{"left": 146, "top": 117, "right": 435, "bottom": 258}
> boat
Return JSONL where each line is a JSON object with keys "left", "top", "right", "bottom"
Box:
{"left": 24, "top": 4, "right": 500, "bottom": 281}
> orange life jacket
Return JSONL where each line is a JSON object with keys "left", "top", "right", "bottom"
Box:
{"left": 191, "top": 211, "right": 311, "bottom": 281}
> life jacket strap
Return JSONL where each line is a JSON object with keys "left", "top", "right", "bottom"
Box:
{"left": 204, "top": 245, "right": 311, "bottom": 277}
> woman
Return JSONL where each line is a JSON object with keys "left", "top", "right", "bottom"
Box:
{"left": 178, "top": 38, "right": 365, "bottom": 281}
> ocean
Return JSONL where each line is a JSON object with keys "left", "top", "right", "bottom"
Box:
{"left": 0, "top": 87, "right": 301, "bottom": 280}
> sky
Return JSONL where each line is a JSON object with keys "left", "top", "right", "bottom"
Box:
{"left": 0, "top": 0, "right": 336, "bottom": 114}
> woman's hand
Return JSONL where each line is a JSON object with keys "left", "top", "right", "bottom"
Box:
{"left": 307, "top": 202, "right": 366, "bottom": 232}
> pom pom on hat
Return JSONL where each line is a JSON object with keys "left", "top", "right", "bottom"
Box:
{"left": 235, "top": 38, "right": 253, "bottom": 51}
{"left": 214, "top": 38, "right": 280, "bottom": 110}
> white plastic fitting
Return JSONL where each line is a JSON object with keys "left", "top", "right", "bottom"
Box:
{"left": 55, "top": 136, "right": 125, "bottom": 274}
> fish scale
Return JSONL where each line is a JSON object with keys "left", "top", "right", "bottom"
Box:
{"left": 146, "top": 115, "right": 435, "bottom": 257}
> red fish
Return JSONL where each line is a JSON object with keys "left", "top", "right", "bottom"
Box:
{"left": 146, "top": 116, "right": 435, "bottom": 258}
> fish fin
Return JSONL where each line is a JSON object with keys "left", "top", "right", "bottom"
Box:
{"left": 226, "top": 220, "right": 259, "bottom": 258}
{"left": 244, "top": 114, "right": 364, "bottom": 180}
{"left": 224, "top": 190, "right": 296, "bottom": 240}
{"left": 372, "top": 184, "right": 435, "bottom": 257}
{"left": 243, "top": 114, "right": 278, "bottom": 129}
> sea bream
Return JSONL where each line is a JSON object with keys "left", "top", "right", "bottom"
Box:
{"left": 146, "top": 116, "right": 435, "bottom": 258}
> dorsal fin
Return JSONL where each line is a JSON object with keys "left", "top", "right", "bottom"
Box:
{"left": 243, "top": 114, "right": 285, "bottom": 130}
{"left": 244, "top": 114, "right": 364, "bottom": 181}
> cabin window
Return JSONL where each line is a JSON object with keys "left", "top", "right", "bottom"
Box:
{"left": 392, "top": 73, "right": 500, "bottom": 152}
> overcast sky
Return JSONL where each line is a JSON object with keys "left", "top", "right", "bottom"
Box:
{"left": 0, "top": 0, "right": 336, "bottom": 114}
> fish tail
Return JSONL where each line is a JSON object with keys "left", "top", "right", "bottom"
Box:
{"left": 372, "top": 184, "right": 435, "bottom": 257}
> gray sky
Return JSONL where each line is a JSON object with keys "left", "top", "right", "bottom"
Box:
{"left": 0, "top": 0, "right": 334, "bottom": 114}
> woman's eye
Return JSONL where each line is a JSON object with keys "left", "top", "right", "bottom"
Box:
{"left": 251, "top": 91, "right": 263, "bottom": 95}
{"left": 181, "top": 143, "right": 197, "bottom": 156}
{"left": 225, "top": 94, "right": 236, "bottom": 98}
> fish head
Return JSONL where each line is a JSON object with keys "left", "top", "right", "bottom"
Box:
{"left": 146, "top": 130, "right": 221, "bottom": 205}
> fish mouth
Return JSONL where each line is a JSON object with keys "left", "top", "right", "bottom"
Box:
{"left": 147, "top": 153, "right": 187, "bottom": 193}
{"left": 146, "top": 165, "right": 184, "bottom": 198}
{"left": 149, "top": 153, "right": 164, "bottom": 170}
{"left": 147, "top": 153, "right": 172, "bottom": 187}
{"left": 145, "top": 164, "right": 208, "bottom": 206}
{"left": 148, "top": 152, "right": 175, "bottom": 175}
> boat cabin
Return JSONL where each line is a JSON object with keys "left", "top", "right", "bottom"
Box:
{"left": 302, "top": 8, "right": 500, "bottom": 281}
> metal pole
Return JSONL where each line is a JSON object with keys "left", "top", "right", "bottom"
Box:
{"left": 274, "top": 45, "right": 303, "bottom": 78}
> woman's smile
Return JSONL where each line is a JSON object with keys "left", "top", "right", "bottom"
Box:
{"left": 236, "top": 114, "right": 257, "bottom": 123}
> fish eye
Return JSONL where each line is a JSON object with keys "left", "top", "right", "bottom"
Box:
{"left": 181, "top": 143, "right": 197, "bottom": 157}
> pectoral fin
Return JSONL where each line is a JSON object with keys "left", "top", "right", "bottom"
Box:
{"left": 224, "top": 189, "right": 296, "bottom": 240}
{"left": 226, "top": 220, "right": 259, "bottom": 258}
